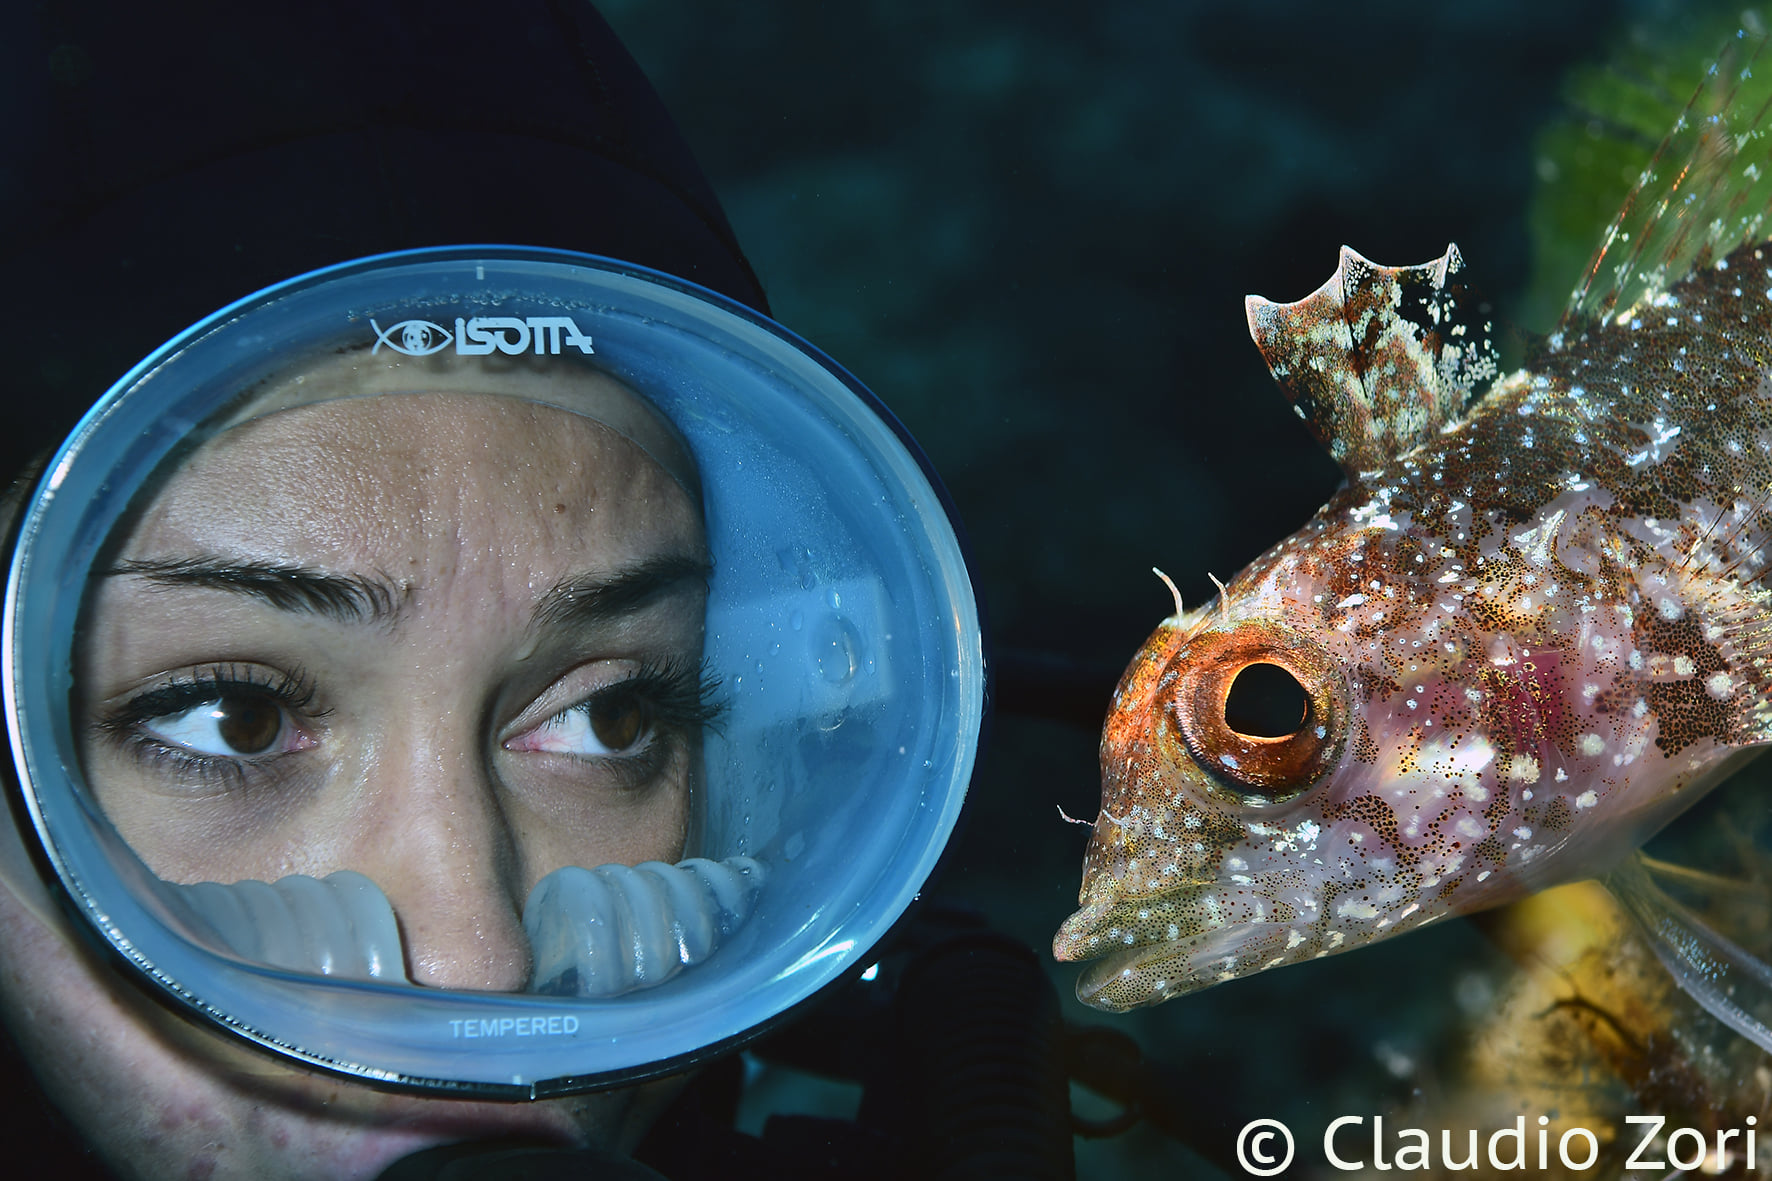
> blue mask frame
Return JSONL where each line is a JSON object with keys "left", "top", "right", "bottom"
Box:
{"left": 2, "top": 247, "right": 985, "bottom": 1095}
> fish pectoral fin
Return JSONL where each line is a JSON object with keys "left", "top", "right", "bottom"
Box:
{"left": 1244, "top": 243, "right": 1499, "bottom": 479}
{"left": 1635, "top": 851, "right": 1770, "bottom": 902}
{"left": 1603, "top": 850, "right": 1772, "bottom": 1053}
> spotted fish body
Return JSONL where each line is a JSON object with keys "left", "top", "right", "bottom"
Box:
{"left": 1053, "top": 56, "right": 1772, "bottom": 1011}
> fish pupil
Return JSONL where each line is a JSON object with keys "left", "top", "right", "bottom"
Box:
{"left": 1222, "top": 662, "right": 1308, "bottom": 738}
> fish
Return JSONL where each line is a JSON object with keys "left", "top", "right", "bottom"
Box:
{"left": 1053, "top": 33, "right": 1772, "bottom": 1032}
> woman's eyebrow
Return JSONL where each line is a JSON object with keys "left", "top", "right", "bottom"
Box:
{"left": 103, "top": 557, "right": 407, "bottom": 624}
{"left": 534, "top": 554, "right": 713, "bottom": 630}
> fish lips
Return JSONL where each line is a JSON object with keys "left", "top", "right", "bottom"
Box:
{"left": 1069, "top": 915, "right": 1277, "bottom": 1012}
{"left": 1054, "top": 886, "right": 1264, "bottom": 1011}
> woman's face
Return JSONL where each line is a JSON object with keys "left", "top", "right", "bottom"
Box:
{"left": 77, "top": 391, "right": 712, "bottom": 989}
{"left": 0, "top": 390, "right": 710, "bottom": 1180}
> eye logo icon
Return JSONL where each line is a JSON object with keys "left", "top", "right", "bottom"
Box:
{"left": 371, "top": 319, "right": 455, "bottom": 356}
{"left": 365, "top": 315, "right": 595, "bottom": 357}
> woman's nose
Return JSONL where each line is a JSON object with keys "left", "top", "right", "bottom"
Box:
{"left": 344, "top": 722, "right": 532, "bottom": 992}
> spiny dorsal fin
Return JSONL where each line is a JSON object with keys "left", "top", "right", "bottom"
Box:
{"left": 1244, "top": 244, "right": 1498, "bottom": 480}
{"left": 1563, "top": 28, "right": 1772, "bottom": 332}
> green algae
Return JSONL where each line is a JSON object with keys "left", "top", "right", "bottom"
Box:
{"left": 1521, "top": 4, "right": 1772, "bottom": 332}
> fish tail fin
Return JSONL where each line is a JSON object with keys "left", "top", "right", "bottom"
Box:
{"left": 1603, "top": 849, "right": 1772, "bottom": 1052}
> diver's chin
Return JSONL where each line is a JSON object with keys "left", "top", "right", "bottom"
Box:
{"left": 1072, "top": 920, "right": 1269, "bottom": 1012}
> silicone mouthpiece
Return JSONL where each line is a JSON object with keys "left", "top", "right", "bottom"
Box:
{"left": 162, "top": 855, "right": 766, "bottom": 997}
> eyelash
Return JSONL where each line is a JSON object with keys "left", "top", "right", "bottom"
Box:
{"left": 585, "top": 657, "right": 726, "bottom": 738}
{"left": 97, "top": 664, "right": 324, "bottom": 791}
{"left": 539, "top": 658, "right": 725, "bottom": 784}
{"left": 95, "top": 660, "right": 726, "bottom": 791}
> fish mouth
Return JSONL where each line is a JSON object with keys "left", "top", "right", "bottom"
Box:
{"left": 1055, "top": 884, "right": 1301, "bottom": 1011}
{"left": 1069, "top": 920, "right": 1271, "bottom": 1011}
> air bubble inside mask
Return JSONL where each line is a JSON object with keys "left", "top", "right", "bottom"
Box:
{"left": 163, "top": 855, "right": 765, "bottom": 995}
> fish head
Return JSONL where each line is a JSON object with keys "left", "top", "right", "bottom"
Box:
{"left": 1054, "top": 600, "right": 1369, "bottom": 1010}
{"left": 1053, "top": 241, "right": 1516, "bottom": 1012}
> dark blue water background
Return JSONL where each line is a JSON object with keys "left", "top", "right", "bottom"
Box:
{"left": 602, "top": 2, "right": 1753, "bottom": 1175}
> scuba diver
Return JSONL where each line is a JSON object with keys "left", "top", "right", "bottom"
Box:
{"left": 0, "top": 4, "right": 1086, "bottom": 1178}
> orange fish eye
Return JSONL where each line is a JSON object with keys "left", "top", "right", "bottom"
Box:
{"left": 1166, "top": 625, "right": 1347, "bottom": 804}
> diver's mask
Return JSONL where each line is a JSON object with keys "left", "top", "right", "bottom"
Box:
{"left": 0, "top": 248, "right": 983, "bottom": 1095}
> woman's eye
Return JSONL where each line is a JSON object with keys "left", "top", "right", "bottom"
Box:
{"left": 509, "top": 689, "right": 651, "bottom": 756}
{"left": 141, "top": 694, "right": 292, "bottom": 757}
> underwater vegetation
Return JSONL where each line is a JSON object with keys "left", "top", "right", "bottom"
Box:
{"left": 1521, "top": 5, "right": 1772, "bottom": 333}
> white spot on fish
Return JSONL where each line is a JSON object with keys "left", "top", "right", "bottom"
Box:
{"left": 1575, "top": 790, "right": 1598, "bottom": 810}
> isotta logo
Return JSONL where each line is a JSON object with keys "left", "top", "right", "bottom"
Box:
{"left": 370, "top": 316, "right": 595, "bottom": 357}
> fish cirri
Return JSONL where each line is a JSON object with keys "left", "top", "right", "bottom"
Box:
{"left": 1053, "top": 43, "right": 1772, "bottom": 1024}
